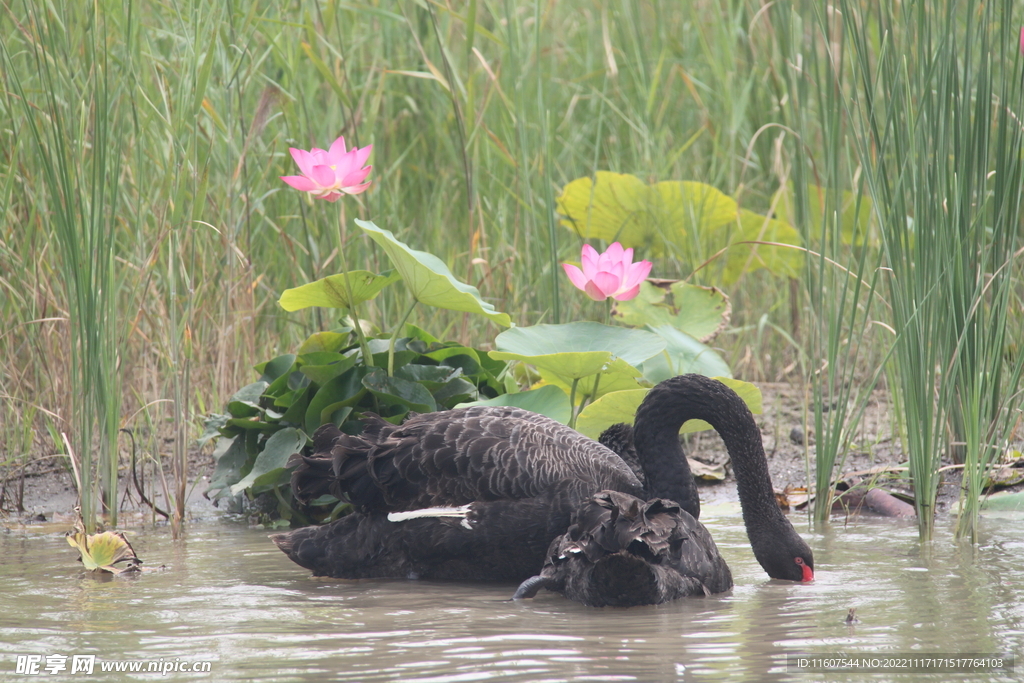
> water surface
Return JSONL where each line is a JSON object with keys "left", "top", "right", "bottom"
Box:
{"left": 2, "top": 504, "right": 1021, "bottom": 682}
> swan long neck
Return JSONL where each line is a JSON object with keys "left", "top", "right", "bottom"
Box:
{"left": 632, "top": 375, "right": 784, "bottom": 535}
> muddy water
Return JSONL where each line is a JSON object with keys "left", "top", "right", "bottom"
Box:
{"left": 1, "top": 504, "right": 1021, "bottom": 682}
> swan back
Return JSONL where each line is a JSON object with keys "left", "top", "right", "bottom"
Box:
{"left": 290, "top": 406, "right": 643, "bottom": 512}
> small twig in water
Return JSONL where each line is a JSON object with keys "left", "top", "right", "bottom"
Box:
{"left": 121, "top": 429, "right": 169, "bottom": 519}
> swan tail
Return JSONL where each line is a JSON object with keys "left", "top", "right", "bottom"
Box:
{"left": 287, "top": 447, "right": 337, "bottom": 504}
{"left": 270, "top": 513, "right": 404, "bottom": 577}
{"left": 290, "top": 418, "right": 404, "bottom": 509}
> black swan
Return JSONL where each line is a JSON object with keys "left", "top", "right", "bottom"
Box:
{"left": 272, "top": 374, "right": 814, "bottom": 595}
{"left": 511, "top": 490, "right": 732, "bottom": 606}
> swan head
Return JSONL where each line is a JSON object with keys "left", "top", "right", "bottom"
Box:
{"left": 753, "top": 531, "right": 815, "bottom": 583}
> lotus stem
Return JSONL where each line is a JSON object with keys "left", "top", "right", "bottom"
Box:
{"left": 568, "top": 377, "right": 581, "bottom": 430}
{"left": 388, "top": 300, "right": 418, "bottom": 377}
{"left": 335, "top": 212, "right": 374, "bottom": 367}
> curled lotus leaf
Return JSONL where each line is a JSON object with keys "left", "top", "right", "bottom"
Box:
{"left": 613, "top": 280, "right": 731, "bottom": 344}
{"left": 279, "top": 270, "right": 400, "bottom": 311}
{"left": 66, "top": 530, "right": 141, "bottom": 574}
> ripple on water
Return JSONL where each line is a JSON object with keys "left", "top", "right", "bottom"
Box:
{"left": 2, "top": 513, "right": 1023, "bottom": 682}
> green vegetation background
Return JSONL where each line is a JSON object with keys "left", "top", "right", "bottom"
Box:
{"left": 2, "top": 0, "right": 1022, "bottom": 540}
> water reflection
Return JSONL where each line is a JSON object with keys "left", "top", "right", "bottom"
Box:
{"left": 1, "top": 505, "right": 1021, "bottom": 682}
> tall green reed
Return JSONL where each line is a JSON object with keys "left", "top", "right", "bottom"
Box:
{"left": 2, "top": 1, "right": 129, "bottom": 530}
{"left": 841, "top": 0, "right": 1024, "bottom": 540}
{"left": 768, "top": 1, "right": 888, "bottom": 522}
{"left": 149, "top": 0, "right": 221, "bottom": 535}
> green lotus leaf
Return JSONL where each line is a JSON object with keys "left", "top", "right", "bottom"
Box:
{"left": 305, "top": 367, "right": 370, "bottom": 434}
{"left": 575, "top": 389, "right": 655, "bottom": 439}
{"left": 641, "top": 325, "right": 733, "bottom": 384}
{"left": 257, "top": 354, "right": 297, "bottom": 382}
{"left": 355, "top": 219, "right": 512, "bottom": 327}
{"left": 614, "top": 281, "right": 731, "bottom": 343}
{"left": 370, "top": 350, "right": 418, "bottom": 373}
{"left": 298, "top": 354, "right": 360, "bottom": 386}
{"left": 575, "top": 377, "right": 763, "bottom": 439}
{"left": 230, "top": 427, "right": 306, "bottom": 495}
{"left": 721, "top": 209, "right": 804, "bottom": 285}
{"left": 557, "top": 172, "right": 799, "bottom": 284}
{"left": 558, "top": 171, "right": 651, "bottom": 242}
{"left": 263, "top": 363, "right": 300, "bottom": 399}
{"left": 276, "top": 383, "right": 308, "bottom": 410}
{"left": 297, "top": 331, "right": 350, "bottom": 354}
{"left": 226, "top": 381, "right": 268, "bottom": 418}
{"left": 394, "top": 364, "right": 462, "bottom": 389}
{"left": 197, "top": 414, "right": 229, "bottom": 446}
{"left": 666, "top": 282, "right": 730, "bottom": 342}
{"left": 296, "top": 351, "right": 350, "bottom": 366}
{"left": 433, "top": 376, "right": 479, "bottom": 407}
{"left": 404, "top": 323, "right": 441, "bottom": 344}
{"left": 320, "top": 405, "right": 354, "bottom": 429}
{"left": 557, "top": 172, "right": 737, "bottom": 255}
{"left": 207, "top": 436, "right": 249, "bottom": 497}
{"left": 279, "top": 385, "right": 312, "bottom": 423}
{"left": 224, "top": 417, "right": 279, "bottom": 432}
{"left": 431, "top": 349, "right": 482, "bottom": 372}
{"left": 538, "top": 358, "right": 648, "bottom": 403}
{"left": 279, "top": 269, "right": 400, "bottom": 311}
{"left": 772, "top": 182, "right": 878, "bottom": 247}
{"left": 362, "top": 367, "right": 437, "bottom": 413}
{"left": 456, "top": 385, "right": 572, "bottom": 425}
{"left": 978, "top": 491, "right": 1024, "bottom": 511}
{"left": 654, "top": 179, "right": 738, "bottom": 234}
{"left": 431, "top": 348, "right": 505, "bottom": 396}
{"left": 489, "top": 323, "right": 665, "bottom": 383}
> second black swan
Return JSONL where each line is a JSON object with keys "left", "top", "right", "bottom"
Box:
{"left": 511, "top": 490, "right": 734, "bottom": 606}
{"left": 272, "top": 374, "right": 814, "bottom": 598}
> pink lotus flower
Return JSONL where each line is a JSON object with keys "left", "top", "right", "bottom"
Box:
{"left": 281, "top": 136, "right": 372, "bottom": 201}
{"left": 562, "top": 242, "right": 652, "bottom": 301}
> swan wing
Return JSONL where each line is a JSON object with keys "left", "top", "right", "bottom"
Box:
{"left": 292, "top": 407, "right": 642, "bottom": 511}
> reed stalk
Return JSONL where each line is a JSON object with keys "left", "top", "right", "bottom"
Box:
{"left": 766, "top": 0, "right": 887, "bottom": 522}
{"left": 3, "top": 1, "right": 128, "bottom": 530}
{"left": 840, "top": 0, "right": 1024, "bottom": 540}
